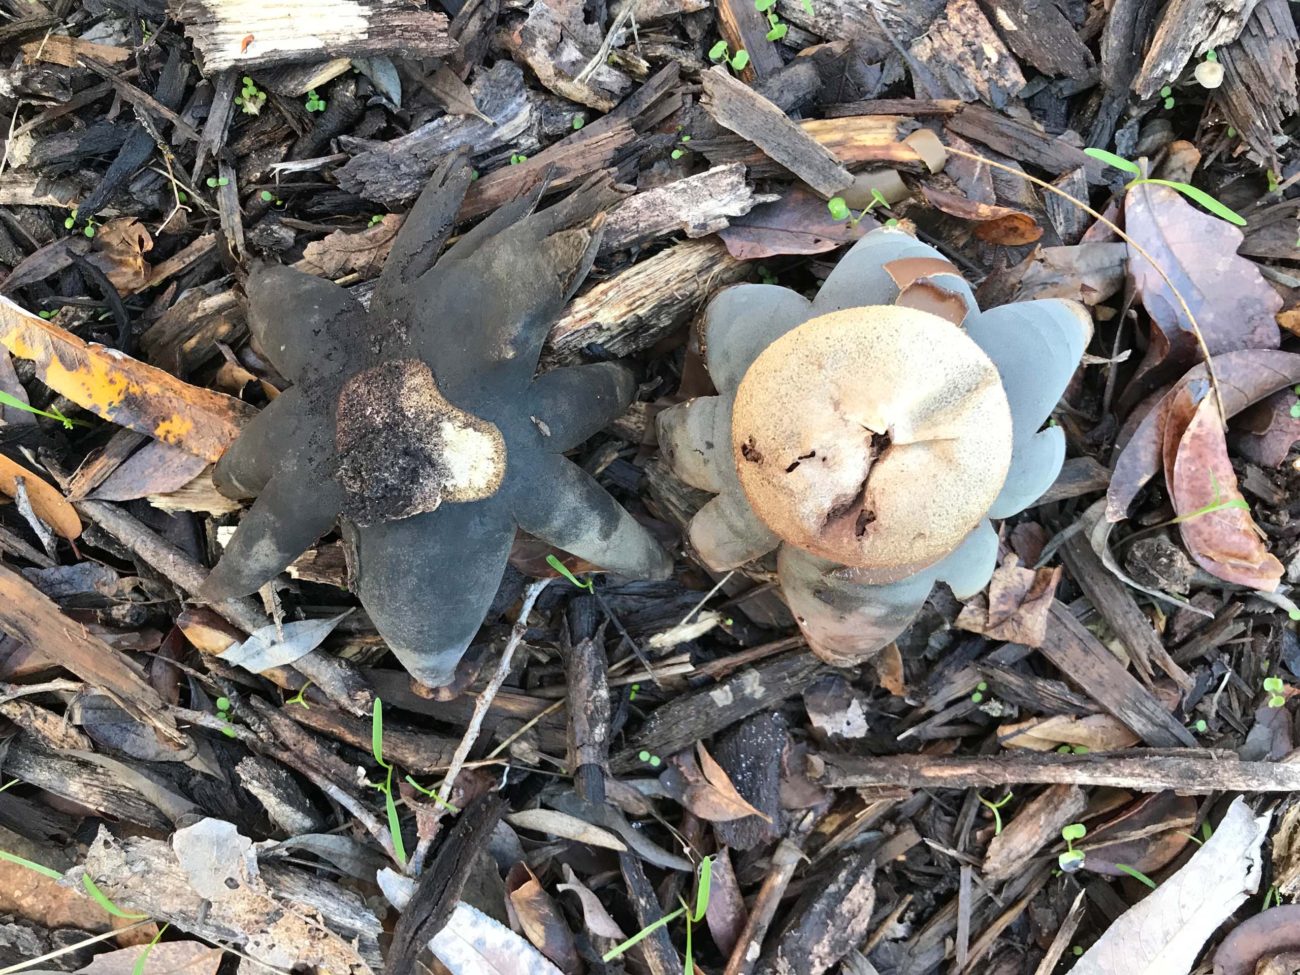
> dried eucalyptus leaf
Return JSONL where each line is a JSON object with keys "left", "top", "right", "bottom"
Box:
{"left": 219, "top": 611, "right": 351, "bottom": 673}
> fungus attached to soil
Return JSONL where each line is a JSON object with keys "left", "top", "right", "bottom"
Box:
{"left": 658, "top": 228, "right": 1092, "bottom": 665}
{"left": 201, "top": 152, "right": 672, "bottom": 688}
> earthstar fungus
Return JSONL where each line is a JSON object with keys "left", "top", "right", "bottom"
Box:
{"left": 658, "top": 228, "right": 1092, "bottom": 665}
{"left": 202, "top": 152, "right": 671, "bottom": 687}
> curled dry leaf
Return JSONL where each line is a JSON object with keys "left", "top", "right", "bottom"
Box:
{"left": 1072, "top": 797, "right": 1269, "bottom": 975}
{"left": 717, "top": 185, "right": 874, "bottom": 260}
{"left": 87, "top": 218, "right": 154, "bottom": 292}
{"left": 1122, "top": 180, "right": 1282, "bottom": 409}
{"left": 1108, "top": 350, "right": 1300, "bottom": 521}
{"left": 505, "top": 863, "right": 581, "bottom": 973}
{"left": 218, "top": 611, "right": 351, "bottom": 673}
{"left": 999, "top": 713, "right": 1139, "bottom": 752}
{"left": 1169, "top": 385, "right": 1283, "bottom": 589}
{"left": 954, "top": 553, "right": 1060, "bottom": 645}
{"left": 664, "top": 742, "right": 770, "bottom": 824}
{"left": 294, "top": 216, "right": 403, "bottom": 279}
{"left": 0, "top": 295, "right": 254, "bottom": 462}
{"left": 920, "top": 185, "right": 1043, "bottom": 244}
{"left": 1079, "top": 792, "right": 1198, "bottom": 878}
{"left": 0, "top": 454, "right": 81, "bottom": 539}
{"left": 705, "top": 846, "right": 749, "bottom": 957}
{"left": 1214, "top": 905, "right": 1300, "bottom": 975}
{"left": 556, "top": 863, "right": 625, "bottom": 941}
{"left": 1229, "top": 389, "right": 1300, "bottom": 467}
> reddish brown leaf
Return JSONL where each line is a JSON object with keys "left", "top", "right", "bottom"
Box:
{"left": 1214, "top": 905, "right": 1300, "bottom": 975}
{"left": 717, "top": 186, "right": 874, "bottom": 259}
{"left": 954, "top": 555, "right": 1060, "bottom": 646}
{"left": 87, "top": 218, "right": 153, "bottom": 292}
{"left": 1080, "top": 792, "right": 1197, "bottom": 878}
{"left": 1230, "top": 389, "right": 1300, "bottom": 467}
{"left": 662, "top": 747, "right": 768, "bottom": 823}
{"left": 556, "top": 864, "right": 625, "bottom": 941}
{"left": 505, "top": 863, "right": 581, "bottom": 973}
{"left": 1122, "top": 181, "right": 1282, "bottom": 409}
{"left": 920, "top": 185, "right": 1043, "bottom": 245}
{"left": 1170, "top": 388, "right": 1283, "bottom": 589}
{"left": 697, "top": 741, "right": 769, "bottom": 822}
{"left": 294, "top": 216, "right": 403, "bottom": 279}
{"left": 1108, "top": 350, "right": 1300, "bottom": 520}
{"left": 0, "top": 454, "right": 81, "bottom": 539}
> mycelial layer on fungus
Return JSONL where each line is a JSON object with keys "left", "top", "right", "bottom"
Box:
{"left": 658, "top": 228, "right": 1092, "bottom": 665}
{"left": 202, "top": 151, "right": 671, "bottom": 688}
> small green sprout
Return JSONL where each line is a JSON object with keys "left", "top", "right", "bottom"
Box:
{"left": 1205, "top": 48, "right": 1218, "bottom": 62}
{"left": 629, "top": 682, "right": 640, "bottom": 701}
{"left": 1059, "top": 822, "right": 1086, "bottom": 871}
{"left": 285, "top": 681, "right": 312, "bottom": 709}
{"left": 1115, "top": 864, "right": 1157, "bottom": 889}
{"left": 1072, "top": 946, "right": 1083, "bottom": 957}
{"left": 206, "top": 176, "right": 230, "bottom": 188}
{"left": 214, "top": 696, "right": 237, "bottom": 737}
{"left": 572, "top": 115, "right": 585, "bottom": 130}
{"left": 0, "top": 390, "right": 77, "bottom": 429}
{"left": 235, "top": 76, "right": 267, "bottom": 115}
{"left": 546, "top": 553, "right": 594, "bottom": 593}
{"left": 259, "top": 189, "right": 283, "bottom": 205}
{"left": 1290, "top": 385, "right": 1300, "bottom": 418}
{"left": 37, "top": 310, "right": 54, "bottom": 320}
{"left": 603, "top": 856, "right": 713, "bottom": 966}
{"left": 978, "top": 791, "right": 1013, "bottom": 835}
{"left": 1084, "top": 147, "right": 1247, "bottom": 226}
{"left": 638, "top": 750, "right": 662, "bottom": 768}
{"left": 1192, "top": 718, "right": 1207, "bottom": 733}
{"left": 1268, "top": 169, "right": 1282, "bottom": 193}
{"left": 1265, "top": 676, "right": 1287, "bottom": 708}
{"left": 672, "top": 148, "right": 686, "bottom": 160}
{"left": 971, "top": 680, "right": 988, "bottom": 704}
{"left": 828, "top": 187, "right": 892, "bottom": 227}
{"left": 304, "top": 89, "right": 327, "bottom": 112}
{"left": 757, "top": 265, "right": 778, "bottom": 285}
{"left": 510, "top": 153, "right": 528, "bottom": 165}
{"left": 708, "top": 40, "right": 750, "bottom": 72}
{"left": 64, "top": 208, "right": 99, "bottom": 237}
{"left": 372, "top": 699, "right": 407, "bottom": 865}
{"left": 1160, "top": 84, "right": 1175, "bottom": 110}
{"left": 756, "top": 0, "right": 788, "bottom": 41}
{"left": 1264, "top": 884, "right": 1280, "bottom": 910}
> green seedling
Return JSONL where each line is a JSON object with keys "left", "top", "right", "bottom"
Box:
{"left": 1059, "top": 822, "right": 1086, "bottom": 871}
{"left": 1267, "top": 169, "right": 1282, "bottom": 193}
{"left": 235, "top": 76, "right": 267, "bottom": 115}
{"left": 214, "top": 696, "right": 237, "bottom": 738}
{"left": 1264, "top": 884, "right": 1280, "bottom": 910}
{"left": 1056, "top": 744, "right": 1089, "bottom": 754}
{"left": 708, "top": 40, "right": 750, "bottom": 72}
{"left": 971, "top": 680, "right": 988, "bottom": 704}
{"left": 369, "top": 214, "right": 384, "bottom": 227}
{"left": 604, "top": 855, "right": 713, "bottom": 967}
{"left": 546, "top": 553, "right": 594, "bottom": 593}
{"left": 1290, "top": 385, "right": 1300, "bottom": 418}
{"left": 827, "top": 187, "right": 891, "bottom": 228}
{"left": 37, "top": 310, "right": 54, "bottom": 319}
{"left": 757, "top": 265, "right": 779, "bottom": 285}
{"left": 0, "top": 389, "right": 80, "bottom": 429}
{"left": 629, "top": 682, "right": 641, "bottom": 701}
{"left": 372, "top": 698, "right": 407, "bottom": 865}
{"left": 1072, "top": 946, "right": 1084, "bottom": 957}
{"left": 1160, "top": 85, "right": 1174, "bottom": 110}
{"left": 285, "top": 681, "right": 312, "bottom": 709}
{"left": 510, "top": 153, "right": 528, "bottom": 165}
{"left": 206, "top": 176, "right": 230, "bottom": 188}
{"left": 572, "top": 115, "right": 585, "bottom": 130}
{"left": 134, "top": 923, "right": 170, "bottom": 975}
{"left": 1192, "top": 718, "right": 1208, "bottom": 733}
{"left": 1084, "top": 147, "right": 1247, "bottom": 226}
{"left": 403, "top": 775, "right": 461, "bottom": 813}
{"left": 1116, "top": 864, "right": 1157, "bottom": 889}
{"left": 755, "top": 0, "right": 788, "bottom": 41}
{"left": 638, "top": 750, "right": 662, "bottom": 768}
{"left": 64, "top": 208, "right": 99, "bottom": 238}
{"left": 1265, "top": 676, "right": 1287, "bottom": 708}
{"left": 259, "top": 189, "right": 283, "bottom": 205}
{"left": 978, "top": 791, "right": 1013, "bottom": 835}
{"left": 304, "top": 89, "right": 327, "bottom": 112}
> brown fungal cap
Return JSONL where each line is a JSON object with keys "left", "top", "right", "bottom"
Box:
{"left": 334, "top": 358, "right": 506, "bottom": 526}
{"left": 731, "top": 306, "right": 1012, "bottom": 577}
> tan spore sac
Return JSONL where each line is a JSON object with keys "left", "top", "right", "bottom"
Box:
{"left": 730, "top": 306, "right": 1012, "bottom": 577}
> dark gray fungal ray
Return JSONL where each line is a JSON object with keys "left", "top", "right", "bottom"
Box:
{"left": 202, "top": 150, "right": 672, "bottom": 687}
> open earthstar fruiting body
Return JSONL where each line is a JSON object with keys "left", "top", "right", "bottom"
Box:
{"left": 657, "top": 228, "right": 1092, "bottom": 666}
{"left": 200, "top": 152, "right": 672, "bottom": 688}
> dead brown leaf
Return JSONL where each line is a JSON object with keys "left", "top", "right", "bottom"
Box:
{"left": 294, "top": 216, "right": 403, "bottom": 279}
{"left": 20, "top": 36, "right": 130, "bottom": 68}
{"left": 0, "top": 295, "right": 254, "bottom": 462}
{"left": 87, "top": 440, "right": 209, "bottom": 503}
{"left": 1080, "top": 792, "right": 1197, "bottom": 879}
{"left": 663, "top": 744, "right": 769, "bottom": 823}
{"left": 1230, "top": 389, "right": 1300, "bottom": 468}
{"left": 704, "top": 847, "right": 748, "bottom": 957}
{"left": 1214, "top": 905, "right": 1300, "bottom": 975}
{"left": 1108, "top": 350, "right": 1300, "bottom": 520}
{"left": 999, "top": 713, "right": 1140, "bottom": 752}
{"left": 88, "top": 219, "right": 153, "bottom": 292}
{"left": 717, "top": 186, "right": 874, "bottom": 260}
{"left": 872, "top": 642, "right": 907, "bottom": 697}
{"left": 0, "top": 454, "right": 81, "bottom": 538}
{"left": 955, "top": 555, "right": 1060, "bottom": 645}
{"left": 921, "top": 185, "right": 1043, "bottom": 245}
{"left": 1122, "top": 181, "right": 1283, "bottom": 409}
{"left": 77, "top": 941, "right": 222, "bottom": 975}
{"left": 1169, "top": 385, "right": 1283, "bottom": 588}
{"left": 556, "top": 864, "right": 625, "bottom": 941}
{"left": 505, "top": 863, "right": 580, "bottom": 973}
